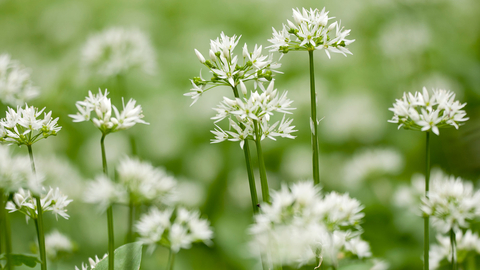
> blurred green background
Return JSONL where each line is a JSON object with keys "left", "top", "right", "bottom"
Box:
{"left": 1, "top": 0, "right": 480, "bottom": 269}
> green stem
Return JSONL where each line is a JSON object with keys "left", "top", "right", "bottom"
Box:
{"left": 0, "top": 190, "right": 13, "bottom": 270}
{"left": 166, "top": 249, "right": 176, "bottom": 270}
{"left": 101, "top": 134, "right": 114, "bottom": 270}
{"left": 126, "top": 197, "right": 135, "bottom": 243}
{"left": 253, "top": 120, "right": 270, "bottom": 204}
{"left": 232, "top": 86, "right": 259, "bottom": 214}
{"left": 424, "top": 132, "right": 430, "bottom": 270}
{"left": 27, "top": 145, "right": 46, "bottom": 270}
{"left": 308, "top": 50, "right": 320, "bottom": 186}
{"left": 451, "top": 229, "right": 457, "bottom": 270}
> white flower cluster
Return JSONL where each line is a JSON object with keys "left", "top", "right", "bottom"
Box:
{"left": 248, "top": 181, "right": 371, "bottom": 268}
{"left": 75, "top": 254, "right": 107, "bottom": 270}
{"left": 6, "top": 187, "right": 72, "bottom": 222}
{"left": 0, "top": 54, "right": 39, "bottom": 106}
{"left": 430, "top": 230, "right": 480, "bottom": 269}
{"left": 0, "top": 145, "right": 37, "bottom": 193}
{"left": 84, "top": 157, "right": 177, "bottom": 212}
{"left": 135, "top": 206, "right": 213, "bottom": 254}
{"left": 210, "top": 80, "right": 296, "bottom": 149}
{"left": 44, "top": 230, "right": 74, "bottom": 261}
{"left": 268, "top": 8, "right": 355, "bottom": 58}
{"left": 343, "top": 148, "right": 404, "bottom": 186}
{"left": 69, "top": 89, "right": 148, "bottom": 135}
{"left": 185, "top": 32, "right": 281, "bottom": 105}
{"left": 421, "top": 176, "right": 480, "bottom": 233}
{"left": 388, "top": 87, "right": 468, "bottom": 135}
{"left": 81, "top": 27, "right": 157, "bottom": 78}
{"left": 0, "top": 104, "right": 61, "bottom": 146}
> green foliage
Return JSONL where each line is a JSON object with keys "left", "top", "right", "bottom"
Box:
{"left": 95, "top": 242, "right": 143, "bottom": 270}
{"left": 0, "top": 253, "right": 41, "bottom": 268}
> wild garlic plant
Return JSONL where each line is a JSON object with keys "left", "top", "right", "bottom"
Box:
{"left": 268, "top": 7, "right": 355, "bottom": 186}
{"left": 70, "top": 89, "right": 148, "bottom": 270}
{"left": 248, "top": 181, "right": 376, "bottom": 269}
{"left": 210, "top": 79, "right": 296, "bottom": 204}
{"left": 0, "top": 54, "right": 39, "bottom": 106}
{"left": 0, "top": 104, "right": 62, "bottom": 270}
{"left": 135, "top": 206, "right": 213, "bottom": 270}
{"left": 389, "top": 87, "right": 468, "bottom": 270}
{"left": 187, "top": 32, "right": 283, "bottom": 213}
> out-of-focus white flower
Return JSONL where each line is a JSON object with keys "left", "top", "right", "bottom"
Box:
{"left": 186, "top": 32, "right": 282, "bottom": 105}
{"left": 75, "top": 254, "right": 107, "bottom": 270}
{"left": 0, "top": 145, "right": 37, "bottom": 192}
{"left": 0, "top": 104, "right": 61, "bottom": 146}
{"left": 117, "top": 156, "right": 177, "bottom": 206}
{"left": 421, "top": 176, "right": 480, "bottom": 232}
{"left": 430, "top": 230, "right": 480, "bottom": 269}
{"left": 210, "top": 80, "right": 296, "bottom": 148}
{"left": 343, "top": 148, "right": 404, "bottom": 186}
{"left": 84, "top": 175, "right": 127, "bottom": 213}
{"left": 378, "top": 19, "right": 431, "bottom": 58}
{"left": 136, "top": 206, "right": 213, "bottom": 254}
{"left": 268, "top": 8, "right": 354, "bottom": 58}
{"left": 0, "top": 54, "right": 39, "bottom": 106}
{"left": 248, "top": 181, "right": 370, "bottom": 268}
{"left": 69, "top": 89, "right": 148, "bottom": 135}
{"left": 388, "top": 87, "right": 468, "bottom": 135}
{"left": 370, "top": 259, "right": 390, "bottom": 270}
{"left": 81, "top": 27, "right": 156, "bottom": 78}
{"left": 6, "top": 187, "right": 72, "bottom": 222}
{"left": 44, "top": 230, "right": 74, "bottom": 261}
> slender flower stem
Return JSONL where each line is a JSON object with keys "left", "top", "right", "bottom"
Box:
{"left": 308, "top": 50, "right": 320, "bottom": 186}
{"left": 127, "top": 197, "right": 135, "bottom": 243}
{"left": 450, "top": 229, "right": 457, "bottom": 270}
{"left": 253, "top": 120, "right": 270, "bottom": 204}
{"left": 166, "top": 249, "right": 176, "bottom": 270}
{"left": 0, "top": 189, "right": 13, "bottom": 270}
{"left": 424, "top": 132, "right": 431, "bottom": 270}
{"left": 231, "top": 86, "right": 259, "bottom": 213}
{"left": 101, "top": 134, "right": 115, "bottom": 270}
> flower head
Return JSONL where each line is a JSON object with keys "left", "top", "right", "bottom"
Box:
{"left": 84, "top": 175, "right": 127, "bottom": 213}
{"left": 69, "top": 89, "right": 148, "bottom": 135}
{"left": 75, "top": 254, "right": 107, "bottom": 270}
{"left": 388, "top": 87, "right": 468, "bottom": 135}
{"left": 0, "top": 104, "right": 61, "bottom": 146}
{"left": 430, "top": 230, "right": 480, "bottom": 269}
{"left": 44, "top": 230, "right": 74, "bottom": 261}
{"left": 268, "top": 8, "right": 354, "bottom": 58}
{"left": 81, "top": 27, "right": 156, "bottom": 78}
{"left": 0, "top": 145, "right": 37, "bottom": 192}
{"left": 0, "top": 54, "right": 39, "bottom": 106}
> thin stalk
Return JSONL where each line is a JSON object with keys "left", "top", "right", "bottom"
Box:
{"left": 253, "top": 120, "right": 270, "bottom": 204}
{"left": 232, "top": 86, "right": 259, "bottom": 213}
{"left": 126, "top": 197, "right": 135, "bottom": 243}
{"left": 27, "top": 145, "right": 46, "bottom": 270}
{"left": 166, "top": 249, "right": 176, "bottom": 270}
{"left": 101, "top": 134, "right": 115, "bottom": 270}
{"left": 0, "top": 190, "right": 13, "bottom": 270}
{"left": 424, "top": 132, "right": 431, "bottom": 270}
{"left": 308, "top": 50, "right": 320, "bottom": 185}
{"left": 450, "top": 229, "right": 457, "bottom": 270}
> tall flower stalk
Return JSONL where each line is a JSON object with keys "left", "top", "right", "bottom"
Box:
{"left": 70, "top": 89, "right": 148, "bottom": 270}
{"left": 389, "top": 87, "right": 469, "bottom": 269}
{"left": 268, "top": 8, "right": 355, "bottom": 185}
{"left": 0, "top": 189, "right": 12, "bottom": 270}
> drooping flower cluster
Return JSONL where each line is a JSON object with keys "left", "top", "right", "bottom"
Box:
{"left": 84, "top": 157, "right": 177, "bottom": 212}
{"left": 136, "top": 206, "right": 213, "bottom": 253}
{"left": 69, "top": 89, "right": 148, "bottom": 135}
{"left": 388, "top": 87, "right": 468, "bottom": 135}
{"left": 0, "top": 104, "right": 61, "bottom": 146}
{"left": 268, "top": 8, "right": 355, "bottom": 58}
{"left": 81, "top": 27, "right": 157, "bottom": 78}
{"left": 430, "top": 230, "right": 480, "bottom": 269}
{"left": 6, "top": 187, "right": 72, "bottom": 222}
{"left": 210, "top": 80, "right": 296, "bottom": 148}
{"left": 248, "top": 181, "right": 371, "bottom": 268}
{"left": 185, "top": 32, "right": 282, "bottom": 105}
{"left": 75, "top": 254, "right": 107, "bottom": 270}
{"left": 44, "top": 230, "right": 75, "bottom": 261}
{"left": 0, "top": 54, "right": 39, "bottom": 106}
{"left": 421, "top": 176, "right": 480, "bottom": 233}
{"left": 0, "top": 145, "right": 37, "bottom": 193}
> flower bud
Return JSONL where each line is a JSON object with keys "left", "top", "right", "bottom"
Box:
{"left": 194, "top": 49, "right": 205, "bottom": 64}
{"left": 239, "top": 80, "right": 247, "bottom": 96}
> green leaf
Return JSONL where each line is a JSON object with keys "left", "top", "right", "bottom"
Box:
{"left": 0, "top": 253, "right": 41, "bottom": 268}
{"left": 95, "top": 242, "right": 143, "bottom": 270}
{"left": 338, "top": 260, "right": 374, "bottom": 270}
